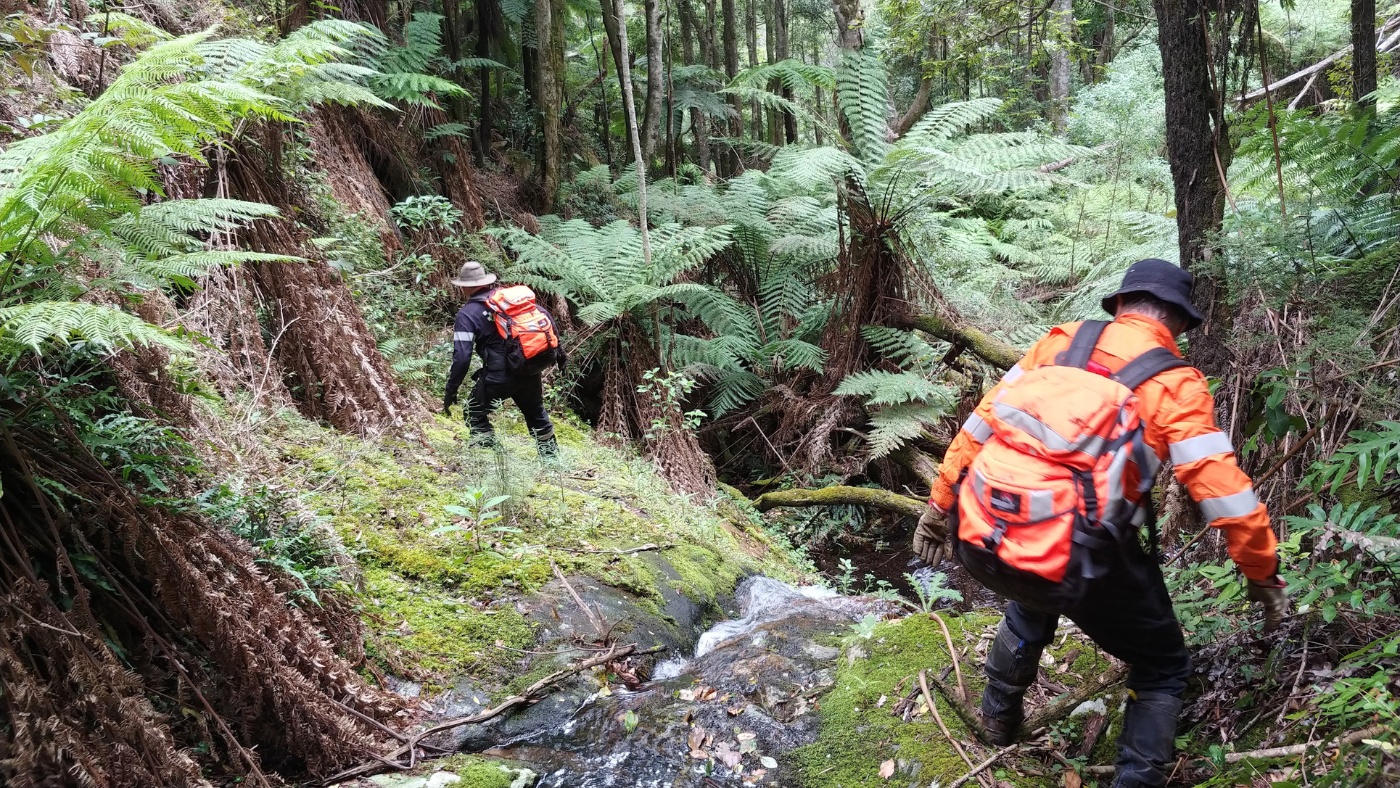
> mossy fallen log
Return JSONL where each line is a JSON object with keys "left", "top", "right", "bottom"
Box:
{"left": 898, "top": 314, "right": 1023, "bottom": 371}
{"left": 753, "top": 486, "right": 926, "bottom": 518}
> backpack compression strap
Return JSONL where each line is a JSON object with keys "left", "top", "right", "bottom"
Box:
{"left": 1055, "top": 320, "right": 1109, "bottom": 369}
{"left": 1113, "top": 348, "right": 1189, "bottom": 390}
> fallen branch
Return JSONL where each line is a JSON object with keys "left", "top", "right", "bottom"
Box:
{"left": 892, "top": 445, "right": 945, "bottom": 491}
{"left": 552, "top": 560, "right": 609, "bottom": 640}
{"left": 1084, "top": 724, "right": 1391, "bottom": 776}
{"left": 896, "top": 314, "right": 1022, "bottom": 371}
{"left": 1022, "top": 664, "right": 1127, "bottom": 734}
{"left": 554, "top": 542, "right": 676, "bottom": 556}
{"left": 930, "top": 612, "right": 969, "bottom": 705}
{"left": 753, "top": 485, "right": 925, "bottom": 518}
{"left": 1237, "top": 17, "right": 1400, "bottom": 105}
{"left": 928, "top": 671, "right": 990, "bottom": 743}
{"left": 920, "top": 669, "right": 991, "bottom": 788}
{"left": 949, "top": 742, "right": 1021, "bottom": 788}
{"left": 319, "top": 644, "right": 636, "bottom": 785}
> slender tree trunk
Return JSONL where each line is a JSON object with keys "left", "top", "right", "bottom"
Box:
{"left": 641, "top": 0, "right": 666, "bottom": 159}
{"left": 475, "top": 0, "right": 502, "bottom": 166}
{"left": 1098, "top": 2, "right": 1116, "bottom": 75}
{"left": 1152, "top": 0, "right": 1232, "bottom": 375}
{"left": 764, "top": 0, "right": 778, "bottom": 143}
{"left": 773, "top": 0, "right": 796, "bottom": 142}
{"left": 704, "top": 0, "right": 718, "bottom": 69}
{"left": 746, "top": 0, "right": 762, "bottom": 141}
{"left": 895, "top": 35, "right": 936, "bottom": 136}
{"left": 614, "top": 0, "right": 652, "bottom": 267}
{"left": 721, "top": 0, "right": 742, "bottom": 173}
{"left": 680, "top": 0, "right": 711, "bottom": 172}
{"left": 1048, "top": 0, "right": 1073, "bottom": 132}
{"left": 1353, "top": 0, "right": 1377, "bottom": 108}
{"left": 600, "top": 0, "right": 637, "bottom": 160}
{"left": 537, "top": 0, "right": 565, "bottom": 211}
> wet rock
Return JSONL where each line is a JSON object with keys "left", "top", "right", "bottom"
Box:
{"left": 478, "top": 577, "right": 898, "bottom": 787}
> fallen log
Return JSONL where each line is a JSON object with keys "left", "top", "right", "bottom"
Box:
{"left": 1237, "top": 18, "right": 1400, "bottom": 105}
{"left": 895, "top": 314, "right": 1022, "bottom": 371}
{"left": 1023, "top": 664, "right": 1128, "bottom": 734}
{"left": 891, "top": 445, "right": 945, "bottom": 491}
{"left": 753, "top": 485, "right": 926, "bottom": 518}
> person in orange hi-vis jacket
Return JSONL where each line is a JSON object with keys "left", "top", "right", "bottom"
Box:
{"left": 909, "top": 259, "right": 1288, "bottom": 788}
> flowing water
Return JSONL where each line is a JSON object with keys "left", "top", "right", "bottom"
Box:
{"left": 477, "top": 576, "right": 896, "bottom": 787}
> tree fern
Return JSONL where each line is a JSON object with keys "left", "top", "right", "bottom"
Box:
{"left": 0, "top": 23, "right": 387, "bottom": 357}
{"left": 835, "top": 370, "right": 956, "bottom": 458}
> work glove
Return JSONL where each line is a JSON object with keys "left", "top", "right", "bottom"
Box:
{"left": 442, "top": 392, "right": 457, "bottom": 414}
{"left": 911, "top": 503, "right": 950, "bottom": 567}
{"left": 1246, "top": 575, "right": 1289, "bottom": 633}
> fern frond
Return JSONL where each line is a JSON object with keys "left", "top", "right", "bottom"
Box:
{"left": 0, "top": 302, "right": 189, "bottom": 354}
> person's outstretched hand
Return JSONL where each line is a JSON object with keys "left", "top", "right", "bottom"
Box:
{"left": 912, "top": 504, "right": 950, "bottom": 567}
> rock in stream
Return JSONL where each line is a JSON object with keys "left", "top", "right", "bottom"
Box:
{"left": 469, "top": 576, "right": 896, "bottom": 787}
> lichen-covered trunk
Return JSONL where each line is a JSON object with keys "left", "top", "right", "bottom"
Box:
{"left": 640, "top": 0, "right": 666, "bottom": 160}
{"left": 537, "top": 0, "right": 565, "bottom": 211}
{"left": 1048, "top": 0, "right": 1073, "bottom": 132}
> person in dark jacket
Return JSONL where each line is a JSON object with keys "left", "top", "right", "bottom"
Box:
{"left": 442, "top": 261, "right": 560, "bottom": 458}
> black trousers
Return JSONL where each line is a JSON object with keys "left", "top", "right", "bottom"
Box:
{"left": 1002, "top": 547, "right": 1192, "bottom": 698}
{"left": 465, "top": 374, "right": 555, "bottom": 442}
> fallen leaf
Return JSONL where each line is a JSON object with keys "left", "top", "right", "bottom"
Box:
{"left": 621, "top": 710, "right": 639, "bottom": 733}
{"left": 690, "top": 749, "right": 709, "bottom": 760}
{"left": 760, "top": 756, "right": 778, "bottom": 769}
{"left": 715, "top": 742, "right": 742, "bottom": 769}
{"left": 876, "top": 694, "right": 888, "bottom": 708}
{"left": 678, "top": 689, "right": 695, "bottom": 701}
{"left": 879, "top": 759, "right": 895, "bottom": 779}
{"left": 688, "top": 726, "right": 707, "bottom": 751}
{"left": 694, "top": 685, "right": 718, "bottom": 702}
{"left": 1063, "top": 772, "right": 1082, "bottom": 788}
{"left": 726, "top": 704, "right": 746, "bottom": 716}
{"left": 749, "top": 769, "right": 767, "bottom": 780}
{"left": 736, "top": 731, "right": 757, "bottom": 741}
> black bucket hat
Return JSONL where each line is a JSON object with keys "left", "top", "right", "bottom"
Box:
{"left": 1101, "top": 258, "right": 1205, "bottom": 331}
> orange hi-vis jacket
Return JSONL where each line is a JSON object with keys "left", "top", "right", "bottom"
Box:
{"left": 930, "top": 313, "right": 1279, "bottom": 582}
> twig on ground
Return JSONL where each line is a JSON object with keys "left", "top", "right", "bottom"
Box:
{"left": 554, "top": 542, "right": 675, "bottom": 555}
{"left": 1023, "top": 664, "right": 1127, "bottom": 733}
{"left": 1084, "top": 723, "right": 1391, "bottom": 776}
{"left": 920, "top": 669, "right": 993, "bottom": 788}
{"left": 930, "top": 611, "right": 968, "bottom": 704}
{"left": 949, "top": 742, "right": 1021, "bottom": 788}
{"left": 552, "top": 560, "right": 609, "bottom": 640}
{"left": 928, "top": 671, "right": 988, "bottom": 742}
{"left": 320, "top": 644, "right": 636, "bottom": 785}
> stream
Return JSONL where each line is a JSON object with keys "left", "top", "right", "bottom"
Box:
{"left": 469, "top": 576, "right": 899, "bottom": 787}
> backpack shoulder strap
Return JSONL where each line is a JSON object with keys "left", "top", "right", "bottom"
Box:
{"left": 1113, "top": 347, "right": 1190, "bottom": 390}
{"left": 1055, "top": 320, "right": 1109, "bottom": 369}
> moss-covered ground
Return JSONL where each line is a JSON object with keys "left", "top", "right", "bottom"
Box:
{"left": 795, "top": 612, "right": 1120, "bottom": 788}
{"left": 259, "top": 405, "right": 812, "bottom": 688}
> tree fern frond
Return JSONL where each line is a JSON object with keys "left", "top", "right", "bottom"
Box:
{"left": 0, "top": 302, "right": 189, "bottom": 354}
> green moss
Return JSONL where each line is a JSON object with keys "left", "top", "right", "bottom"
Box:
{"left": 421, "top": 754, "right": 524, "bottom": 788}
{"left": 362, "top": 568, "right": 534, "bottom": 679}
{"left": 795, "top": 613, "right": 1005, "bottom": 788}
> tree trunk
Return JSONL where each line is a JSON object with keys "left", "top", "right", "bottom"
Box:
{"left": 1048, "top": 0, "right": 1073, "bottom": 132}
{"left": 1353, "top": 0, "right": 1377, "bottom": 108}
{"left": 746, "top": 0, "right": 762, "bottom": 141}
{"left": 764, "top": 0, "right": 778, "bottom": 143}
{"left": 773, "top": 0, "right": 796, "bottom": 142}
{"left": 721, "top": 0, "right": 742, "bottom": 173}
{"left": 641, "top": 0, "right": 665, "bottom": 159}
{"left": 895, "top": 35, "right": 936, "bottom": 136}
{"left": 537, "top": 0, "right": 565, "bottom": 211}
{"left": 1152, "top": 0, "right": 1233, "bottom": 376}
{"left": 475, "top": 0, "right": 503, "bottom": 166}
{"left": 832, "top": 0, "right": 864, "bottom": 52}
{"left": 600, "top": 0, "right": 637, "bottom": 162}
{"left": 680, "top": 0, "right": 712, "bottom": 172}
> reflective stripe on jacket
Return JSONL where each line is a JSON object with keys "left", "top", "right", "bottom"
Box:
{"left": 930, "top": 313, "right": 1279, "bottom": 581}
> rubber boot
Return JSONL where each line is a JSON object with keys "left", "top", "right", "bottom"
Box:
{"left": 979, "top": 620, "right": 1043, "bottom": 745}
{"left": 534, "top": 429, "right": 560, "bottom": 462}
{"left": 1111, "top": 691, "right": 1182, "bottom": 788}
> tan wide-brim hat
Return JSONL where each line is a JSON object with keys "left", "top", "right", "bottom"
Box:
{"left": 451, "top": 260, "right": 498, "bottom": 287}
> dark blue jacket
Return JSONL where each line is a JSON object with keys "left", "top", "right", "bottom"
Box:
{"left": 443, "top": 288, "right": 561, "bottom": 406}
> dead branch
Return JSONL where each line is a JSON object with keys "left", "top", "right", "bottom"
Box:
{"left": 928, "top": 671, "right": 990, "bottom": 743}
{"left": 1023, "top": 664, "right": 1128, "bottom": 733}
{"left": 920, "top": 669, "right": 992, "bottom": 788}
{"left": 1084, "top": 724, "right": 1391, "bottom": 776}
{"left": 320, "top": 644, "right": 637, "bottom": 785}
{"left": 930, "top": 612, "right": 969, "bottom": 705}
{"left": 753, "top": 486, "right": 926, "bottom": 518}
{"left": 949, "top": 742, "right": 1021, "bottom": 788}
{"left": 554, "top": 543, "right": 676, "bottom": 556}
{"left": 895, "top": 314, "right": 1022, "bottom": 371}
{"left": 552, "top": 561, "right": 609, "bottom": 640}
{"left": 1237, "top": 18, "right": 1400, "bottom": 105}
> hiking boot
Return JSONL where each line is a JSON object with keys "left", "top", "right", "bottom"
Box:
{"left": 979, "top": 620, "right": 1042, "bottom": 745}
{"left": 534, "top": 430, "right": 560, "bottom": 461}
{"left": 467, "top": 431, "right": 499, "bottom": 449}
{"left": 1111, "top": 691, "right": 1182, "bottom": 788}
{"left": 981, "top": 710, "right": 1023, "bottom": 746}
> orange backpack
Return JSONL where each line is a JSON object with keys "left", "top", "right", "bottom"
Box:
{"left": 950, "top": 321, "right": 1188, "bottom": 609}
{"left": 486, "top": 285, "right": 562, "bottom": 375}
